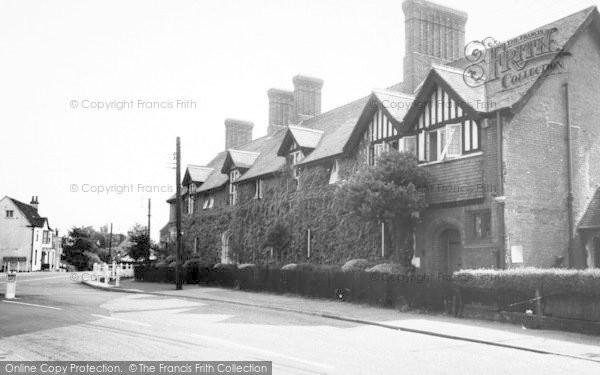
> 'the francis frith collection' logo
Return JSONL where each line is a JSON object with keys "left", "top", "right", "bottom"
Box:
{"left": 462, "top": 28, "right": 571, "bottom": 88}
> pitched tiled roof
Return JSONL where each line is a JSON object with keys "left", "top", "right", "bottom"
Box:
{"left": 579, "top": 188, "right": 600, "bottom": 229}
{"left": 276, "top": 125, "right": 324, "bottom": 156}
{"left": 237, "top": 130, "right": 287, "bottom": 183}
{"left": 372, "top": 89, "right": 415, "bottom": 122}
{"left": 167, "top": 185, "right": 188, "bottom": 203}
{"left": 197, "top": 133, "right": 283, "bottom": 191}
{"left": 9, "top": 198, "right": 48, "bottom": 228}
{"left": 298, "top": 96, "right": 371, "bottom": 165}
{"left": 225, "top": 149, "right": 261, "bottom": 170}
{"left": 431, "top": 65, "right": 488, "bottom": 111}
{"left": 183, "top": 165, "right": 214, "bottom": 186}
{"left": 196, "top": 152, "right": 229, "bottom": 193}
{"left": 289, "top": 126, "right": 324, "bottom": 149}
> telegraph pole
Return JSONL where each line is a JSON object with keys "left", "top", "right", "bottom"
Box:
{"left": 108, "top": 223, "right": 113, "bottom": 261}
{"left": 147, "top": 198, "right": 152, "bottom": 239}
{"left": 175, "top": 137, "right": 183, "bottom": 290}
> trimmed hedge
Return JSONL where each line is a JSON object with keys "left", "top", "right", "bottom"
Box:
{"left": 135, "top": 263, "right": 451, "bottom": 311}
{"left": 453, "top": 268, "right": 600, "bottom": 321}
{"left": 453, "top": 268, "right": 600, "bottom": 297}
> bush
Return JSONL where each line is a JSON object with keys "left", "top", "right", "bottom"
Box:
{"left": 341, "top": 259, "right": 371, "bottom": 272}
{"left": 281, "top": 263, "right": 297, "bottom": 271}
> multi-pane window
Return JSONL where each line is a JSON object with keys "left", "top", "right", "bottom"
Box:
{"left": 412, "top": 85, "right": 480, "bottom": 163}
{"left": 5, "top": 210, "right": 13, "bottom": 218}
{"left": 290, "top": 150, "right": 303, "bottom": 180}
{"left": 473, "top": 211, "right": 491, "bottom": 239}
{"left": 187, "top": 195, "right": 194, "bottom": 214}
{"left": 229, "top": 169, "right": 240, "bottom": 205}
{"left": 398, "top": 136, "right": 417, "bottom": 156}
{"left": 42, "top": 230, "right": 50, "bottom": 244}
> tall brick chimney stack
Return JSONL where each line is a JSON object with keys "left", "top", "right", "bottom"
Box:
{"left": 402, "top": 0, "right": 467, "bottom": 93}
{"left": 30, "top": 196, "right": 39, "bottom": 210}
{"left": 225, "top": 119, "right": 253, "bottom": 149}
{"left": 267, "top": 88, "right": 294, "bottom": 135}
{"left": 292, "top": 75, "right": 324, "bottom": 122}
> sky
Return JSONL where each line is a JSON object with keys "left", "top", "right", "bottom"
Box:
{"left": 1, "top": 0, "right": 598, "bottom": 240}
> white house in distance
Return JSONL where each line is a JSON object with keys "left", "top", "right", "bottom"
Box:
{"left": 0, "top": 196, "right": 57, "bottom": 272}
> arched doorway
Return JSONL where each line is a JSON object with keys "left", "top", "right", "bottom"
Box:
{"left": 221, "top": 231, "right": 232, "bottom": 264}
{"left": 440, "top": 229, "right": 462, "bottom": 273}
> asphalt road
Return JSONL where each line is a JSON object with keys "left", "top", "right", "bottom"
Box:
{"left": 0, "top": 272, "right": 599, "bottom": 374}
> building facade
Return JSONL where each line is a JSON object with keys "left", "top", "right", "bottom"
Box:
{"left": 0, "top": 196, "right": 55, "bottom": 271}
{"left": 162, "top": 1, "right": 600, "bottom": 273}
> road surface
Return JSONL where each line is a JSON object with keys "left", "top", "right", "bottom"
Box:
{"left": 0, "top": 272, "right": 599, "bottom": 374}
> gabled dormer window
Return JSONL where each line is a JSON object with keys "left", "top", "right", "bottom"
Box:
{"left": 229, "top": 169, "right": 240, "bottom": 205}
{"left": 365, "top": 108, "right": 401, "bottom": 166}
{"left": 410, "top": 85, "right": 480, "bottom": 163}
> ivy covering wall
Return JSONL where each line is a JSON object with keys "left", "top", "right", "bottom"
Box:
{"left": 182, "top": 156, "right": 389, "bottom": 265}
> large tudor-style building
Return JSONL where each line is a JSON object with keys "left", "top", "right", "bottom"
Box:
{"left": 161, "top": 0, "right": 600, "bottom": 274}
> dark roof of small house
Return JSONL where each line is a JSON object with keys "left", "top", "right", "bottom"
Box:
{"left": 9, "top": 197, "right": 48, "bottom": 228}
{"left": 579, "top": 188, "right": 600, "bottom": 229}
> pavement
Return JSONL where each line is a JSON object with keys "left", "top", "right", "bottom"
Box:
{"left": 90, "top": 277, "right": 600, "bottom": 363}
{"left": 1, "top": 272, "right": 600, "bottom": 374}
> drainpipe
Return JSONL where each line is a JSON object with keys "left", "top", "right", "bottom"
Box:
{"left": 496, "top": 111, "right": 506, "bottom": 269}
{"left": 563, "top": 83, "right": 575, "bottom": 268}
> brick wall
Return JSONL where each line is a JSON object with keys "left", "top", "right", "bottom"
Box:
{"left": 503, "top": 28, "right": 600, "bottom": 268}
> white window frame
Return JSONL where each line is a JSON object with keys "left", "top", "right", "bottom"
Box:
{"left": 398, "top": 136, "right": 417, "bottom": 157}
{"left": 254, "top": 179, "right": 264, "bottom": 199}
{"left": 290, "top": 150, "right": 303, "bottom": 180}
{"left": 329, "top": 159, "right": 339, "bottom": 184}
{"left": 229, "top": 169, "right": 240, "bottom": 205}
{"left": 187, "top": 195, "right": 194, "bottom": 214}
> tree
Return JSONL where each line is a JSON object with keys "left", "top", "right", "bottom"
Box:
{"left": 126, "top": 224, "right": 152, "bottom": 262}
{"left": 263, "top": 222, "right": 291, "bottom": 262}
{"left": 62, "top": 227, "right": 96, "bottom": 270}
{"left": 335, "top": 151, "right": 430, "bottom": 267}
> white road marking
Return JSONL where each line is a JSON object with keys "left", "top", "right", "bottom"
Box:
{"left": 91, "top": 314, "right": 152, "bottom": 327}
{"left": 1, "top": 300, "right": 62, "bottom": 310}
{"left": 184, "top": 333, "right": 334, "bottom": 370}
